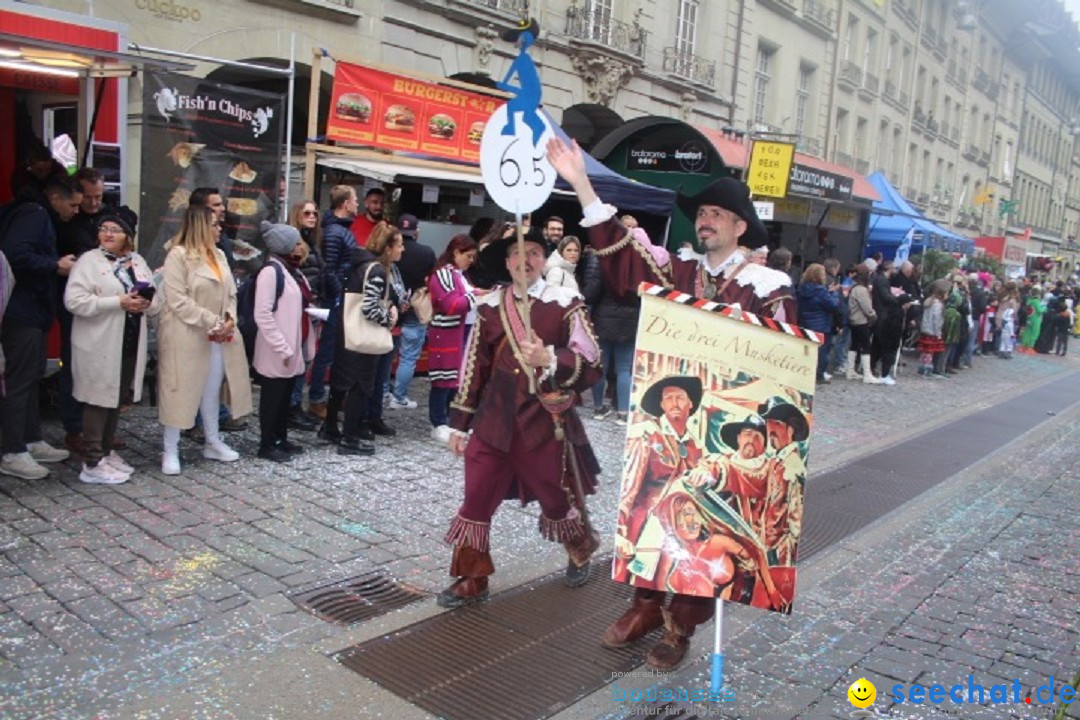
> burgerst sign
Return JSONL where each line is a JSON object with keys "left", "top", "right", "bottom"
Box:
{"left": 787, "top": 163, "right": 853, "bottom": 202}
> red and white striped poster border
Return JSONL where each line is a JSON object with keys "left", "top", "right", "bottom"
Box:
{"left": 639, "top": 282, "right": 825, "bottom": 345}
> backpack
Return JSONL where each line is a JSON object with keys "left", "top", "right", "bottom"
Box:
{"left": 236, "top": 260, "right": 285, "bottom": 360}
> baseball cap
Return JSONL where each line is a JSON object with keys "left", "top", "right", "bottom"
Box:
{"left": 398, "top": 213, "right": 419, "bottom": 238}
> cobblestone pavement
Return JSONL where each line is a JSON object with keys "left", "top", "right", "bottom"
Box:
{"left": 0, "top": 349, "right": 1076, "bottom": 719}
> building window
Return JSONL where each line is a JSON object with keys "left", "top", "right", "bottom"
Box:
{"left": 795, "top": 65, "right": 813, "bottom": 139}
{"left": 675, "top": 0, "right": 699, "bottom": 56}
{"left": 754, "top": 45, "right": 773, "bottom": 124}
{"left": 843, "top": 15, "right": 859, "bottom": 62}
{"left": 863, "top": 28, "right": 877, "bottom": 75}
{"left": 586, "top": 0, "right": 614, "bottom": 43}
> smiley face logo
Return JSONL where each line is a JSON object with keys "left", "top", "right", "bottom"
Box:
{"left": 847, "top": 678, "right": 876, "bottom": 708}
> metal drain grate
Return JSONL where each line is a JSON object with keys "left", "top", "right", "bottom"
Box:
{"left": 334, "top": 557, "right": 662, "bottom": 720}
{"left": 290, "top": 570, "right": 428, "bottom": 625}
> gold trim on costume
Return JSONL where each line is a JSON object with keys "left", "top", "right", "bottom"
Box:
{"left": 451, "top": 311, "right": 485, "bottom": 414}
{"left": 593, "top": 229, "right": 675, "bottom": 290}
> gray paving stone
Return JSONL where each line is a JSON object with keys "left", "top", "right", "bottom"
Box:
{"left": 232, "top": 571, "right": 288, "bottom": 599}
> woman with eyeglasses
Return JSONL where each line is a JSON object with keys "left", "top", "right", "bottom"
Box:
{"left": 157, "top": 206, "right": 252, "bottom": 475}
{"left": 64, "top": 208, "right": 160, "bottom": 484}
{"left": 286, "top": 200, "right": 326, "bottom": 429}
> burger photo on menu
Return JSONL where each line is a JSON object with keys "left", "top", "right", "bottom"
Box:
{"left": 335, "top": 93, "right": 372, "bottom": 123}
{"left": 384, "top": 104, "right": 416, "bottom": 132}
{"left": 427, "top": 113, "right": 457, "bottom": 140}
{"left": 467, "top": 121, "right": 485, "bottom": 146}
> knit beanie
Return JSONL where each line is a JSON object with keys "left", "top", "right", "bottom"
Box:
{"left": 261, "top": 221, "right": 300, "bottom": 256}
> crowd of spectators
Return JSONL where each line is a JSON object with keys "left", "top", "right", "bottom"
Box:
{"left": 1, "top": 142, "right": 1077, "bottom": 484}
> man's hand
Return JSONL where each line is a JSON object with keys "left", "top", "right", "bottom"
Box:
{"left": 449, "top": 432, "right": 468, "bottom": 456}
{"left": 546, "top": 138, "right": 598, "bottom": 207}
{"left": 57, "top": 254, "right": 76, "bottom": 277}
{"left": 518, "top": 338, "right": 552, "bottom": 369}
{"left": 614, "top": 535, "right": 635, "bottom": 560}
{"left": 388, "top": 306, "right": 399, "bottom": 326}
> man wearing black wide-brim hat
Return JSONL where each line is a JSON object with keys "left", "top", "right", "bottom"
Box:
{"left": 756, "top": 395, "right": 807, "bottom": 569}
{"left": 547, "top": 138, "right": 796, "bottom": 322}
{"left": 547, "top": 137, "right": 799, "bottom": 670}
{"left": 437, "top": 226, "right": 606, "bottom": 609}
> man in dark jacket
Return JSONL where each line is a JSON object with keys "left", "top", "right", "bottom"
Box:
{"left": 309, "top": 185, "right": 359, "bottom": 420}
{"left": 0, "top": 179, "right": 79, "bottom": 479}
{"left": 870, "top": 260, "right": 912, "bottom": 384}
{"left": 966, "top": 272, "right": 987, "bottom": 361}
{"left": 389, "top": 213, "right": 436, "bottom": 410}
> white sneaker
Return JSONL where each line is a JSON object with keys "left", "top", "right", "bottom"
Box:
{"left": 162, "top": 451, "right": 181, "bottom": 475}
{"left": 0, "top": 452, "right": 49, "bottom": 480}
{"left": 431, "top": 425, "right": 452, "bottom": 443}
{"left": 101, "top": 451, "right": 134, "bottom": 475}
{"left": 823, "top": 372, "right": 833, "bottom": 381}
{"left": 203, "top": 441, "right": 240, "bottom": 462}
{"left": 388, "top": 396, "right": 418, "bottom": 410}
{"left": 27, "top": 441, "right": 69, "bottom": 463}
{"left": 881, "top": 375, "right": 896, "bottom": 386}
{"left": 79, "top": 461, "right": 128, "bottom": 485}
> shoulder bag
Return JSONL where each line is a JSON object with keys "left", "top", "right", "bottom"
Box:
{"left": 343, "top": 262, "right": 394, "bottom": 355}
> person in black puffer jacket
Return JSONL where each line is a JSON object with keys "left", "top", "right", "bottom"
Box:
{"left": 581, "top": 245, "right": 637, "bottom": 423}
{"left": 307, "top": 186, "right": 358, "bottom": 420}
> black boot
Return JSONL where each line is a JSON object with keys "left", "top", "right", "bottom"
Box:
{"left": 257, "top": 443, "right": 292, "bottom": 463}
{"left": 338, "top": 436, "right": 375, "bottom": 455}
{"left": 288, "top": 405, "right": 317, "bottom": 431}
{"left": 357, "top": 421, "right": 375, "bottom": 442}
{"left": 369, "top": 418, "right": 396, "bottom": 437}
{"left": 317, "top": 420, "right": 342, "bottom": 445}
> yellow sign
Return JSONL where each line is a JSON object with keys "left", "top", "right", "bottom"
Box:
{"left": 974, "top": 189, "right": 993, "bottom": 205}
{"left": 747, "top": 141, "right": 795, "bottom": 199}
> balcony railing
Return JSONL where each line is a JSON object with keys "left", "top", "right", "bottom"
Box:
{"left": 973, "top": 67, "right": 990, "bottom": 93}
{"left": 963, "top": 144, "right": 979, "bottom": 161}
{"left": 893, "top": 0, "right": 917, "bottom": 28}
{"left": 797, "top": 136, "right": 822, "bottom": 157}
{"left": 803, "top": 0, "right": 836, "bottom": 29}
{"left": 565, "top": 6, "right": 647, "bottom": 60}
{"left": 662, "top": 47, "right": 716, "bottom": 87}
{"left": 289, "top": 0, "right": 364, "bottom": 19}
{"left": 978, "top": 150, "right": 990, "bottom": 167}
{"left": 916, "top": 192, "right": 930, "bottom": 205}
{"left": 855, "top": 158, "right": 870, "bottom": 174}
{"left": 926, "top": 117, "right": 939, "bottom": 136}
{"left": 940, "top": 122, "right": 950, "bottom": 139}
{"left": 900, "top": 91, "right": 910, "bottom": 108}
{"left": 951, "top": 125, "right": 960, "bottom": 142}
{"left": 860, "top": 72, "right": 879, "bottom": 98}
{"left": 462, "top": 0, "right": 528, "bottom": 12}
{"left": 921, "top": 26, "right": 938, "bottom": 52}
{"left": 835, "top": 150, "right": 853, "bottom": 168}
{"left": 838, "top": 60, "right": 862, "bottom": 90}
{"left": 913, "top": 106, "right": 927, "bottom": 126}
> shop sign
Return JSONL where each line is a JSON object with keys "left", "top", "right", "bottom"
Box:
{"left": 787, "top": 163, "right": 853, "bottom": 202}
{"left": 746, "top": 141, "right": 794, "bottom": 198}
{"left": 627, "top": 137, "right": 710, "bottom": 174}
{"left": 772, "top": 197, "right": 811, "bottom": 224}
{"left": 327, "top": 62, "right": 499, "bottom": 163}
{"left": 134, "top": 0, "right": 202, "bottom": 22}
{"left": 822, "top": 205, "right": 860, "bottom": 232}
{"left": 140, "top": 71, "right": 285, "bottom": 275}
{"left": 1003, "top": 233, "right": 1029, "bottom": 266}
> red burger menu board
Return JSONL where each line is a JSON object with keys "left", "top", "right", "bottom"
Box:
{"left": 327, "top": 62, "right": 499, "bottom": 163}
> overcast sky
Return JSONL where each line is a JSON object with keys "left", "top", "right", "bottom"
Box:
{"left": 1064, "top": 0, "right": 1080, "bottom": 25}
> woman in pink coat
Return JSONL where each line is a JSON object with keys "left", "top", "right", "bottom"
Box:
{"left": 253, "top": 222, "right": 315, "bottom": 462}
{"left": 427, "top": 234, "right": 478, "bottom": 443}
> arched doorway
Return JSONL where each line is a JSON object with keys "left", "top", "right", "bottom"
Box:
{"left": 560, "top": 103, "right": 624, "bottom": 152}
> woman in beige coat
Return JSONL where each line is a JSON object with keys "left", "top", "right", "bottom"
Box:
{"left": 65, "top": 208, "right": 160, "bottom": 484}
{"left": 157, "top": 206, "right": 252, "bottom": 474}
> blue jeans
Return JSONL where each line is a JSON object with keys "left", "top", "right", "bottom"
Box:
{"left": 429, "top": 386, "right": 455, "bottom": 427}
{"left": 291, "top": 362, "right": 307, "bottom": 407}
{"left": 962, "top": 321, "right": 977, "bottom": 365}
{"left": 392, "top": 320, "right": 428, "bottom": 402}
{"left": 816, "top": 334, "right": 832, "bottom": 381}
{"left": 590, "top": 339, "right": 634, "bottom": 413}
{"left": 308, "top": 308, "right": 338, "bottom": 405}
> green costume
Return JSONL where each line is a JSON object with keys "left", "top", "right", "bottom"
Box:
{"left": 1019, "top": 296, "right": 1045, "bottom": 348}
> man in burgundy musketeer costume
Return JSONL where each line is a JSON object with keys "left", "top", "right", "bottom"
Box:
{"left": 547, "top": 137, "right": 799, "bottom": 669}
{"left": 438, "top": 226, "right": 604, "bottom": 608}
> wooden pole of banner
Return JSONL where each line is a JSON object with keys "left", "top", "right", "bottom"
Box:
{"left": 711, "top": 599, "right": 725, "bottom": 695}
{"left": 514, "top": 207, "right": 537, "bottom": 395}
{"left": 303, "top": 49, "right": 323, "bottom": 199}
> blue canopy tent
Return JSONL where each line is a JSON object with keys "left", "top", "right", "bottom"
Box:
{"left": 865, "top": 172, "right": 973, "bottom": 259}
{"left": 545, "top": 110, "right": 677, "bottom": 216}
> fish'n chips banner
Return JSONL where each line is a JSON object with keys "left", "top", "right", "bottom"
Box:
{"left": 327, "top": 62, "right": 499, "bottom": 162}
{"left": 141, "top": 71, "right": 285, "bottom": 275}
{"left": 613, "top": 286, "right": 820, "bottom": 614}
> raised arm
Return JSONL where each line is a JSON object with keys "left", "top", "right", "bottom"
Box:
{"left": 546, "top": 137, "right": 598, "bottom": 208}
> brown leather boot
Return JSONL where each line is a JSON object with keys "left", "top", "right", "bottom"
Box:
{"left": 645, "top": 608, "right": 691, "bottom": 670}
{"left": 601, "top": 591, "right": 664, "bottom": 648}
{"left": 438, "top": 546, "right": 494, "bottom": 609}
{"left": 308, "top": 402, "right": 327, "bottom": 420}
